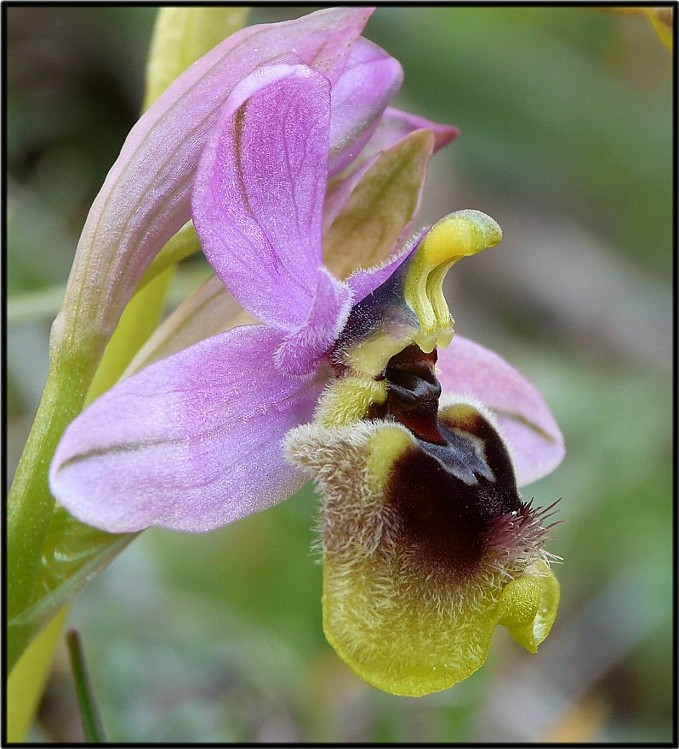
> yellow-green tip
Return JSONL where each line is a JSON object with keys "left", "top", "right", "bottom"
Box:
{"left": 403, "top": 210, "right": 502, "bottom": 352}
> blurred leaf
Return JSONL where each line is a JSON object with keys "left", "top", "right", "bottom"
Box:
{"left": 8, "top": 286, "right": 71, "bottom": 324}
{"left": 144, "top": 7, "right": 250, "bottom": 108}
{"left": 7, "top": 607, "right": 69, "bottom": 742}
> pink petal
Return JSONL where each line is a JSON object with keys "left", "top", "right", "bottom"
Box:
{"left": 369, "top": 106, "right": 459, "bottom": 155}
{"left": 50, "top": 326, "right": 327, "bottom": 533}
{"left": 57, "top": 7, "right": 373, "bottom": 346}
{"left": 275, "top": 267, "right": 352, "bottom": 376}
{"left": 328, "top": 38, "right": 403, "bottom": 176}
{"left": 436, "top": 336, "right": 565, "bottom": 486}
{"left": 192, "top": 64, "right": 332, "bottom": 330}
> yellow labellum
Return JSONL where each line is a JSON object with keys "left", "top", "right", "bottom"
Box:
{"left": 286, "top": 420, "right": 559, "bottom": 697}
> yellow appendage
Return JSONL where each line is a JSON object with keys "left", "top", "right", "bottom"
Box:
{"left": 403, "top": 210, "right": 502, "bottom": 352}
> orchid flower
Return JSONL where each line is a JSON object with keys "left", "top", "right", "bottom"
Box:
{"left": 49, "top": 13, "right": 564, "bottom": 698}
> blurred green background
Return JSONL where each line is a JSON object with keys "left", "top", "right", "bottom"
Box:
{"left": 7, "top": 5, "right": 673, "bottom": 743}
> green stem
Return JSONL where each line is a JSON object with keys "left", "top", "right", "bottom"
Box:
{"left": 7, "top": 348, "right": 99, "bottom": 630}
{"left": 7, "top": 272, "right": 174, "bottom": 739}
{"left": 66, "top": 629, "right": 108, "bottom": 743}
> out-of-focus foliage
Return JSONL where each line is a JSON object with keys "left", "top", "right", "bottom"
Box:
{"left": 7, "top": 6, "right": 673, "bottom": 743}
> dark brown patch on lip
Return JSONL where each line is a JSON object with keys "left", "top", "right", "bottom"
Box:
{"left": 438, "top": 408, "right": 521, "bottom": 518}
{"left": 387, "top": 422, "right": 522, "bottom": 579}
{"left": 367, "top": 345, "right": 445, "bottom": 444}
{"left": 378, "top": 345, "right": 523, "bottom": 579}
{"left": 388, "top": 445, "right": 488, "bottom": 578}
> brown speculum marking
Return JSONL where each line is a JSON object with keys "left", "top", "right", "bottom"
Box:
{"left": 371, "top": 344, "right": 523, "bottom": 579}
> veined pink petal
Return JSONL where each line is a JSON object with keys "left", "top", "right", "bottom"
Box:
{"left": 328, "top": 38, "right": 403, "bottom": 176}
{"left": 436, "top": 336, "right": 565, "bottom": 486}
{"left": 52, "top": 7, "right": 373, "bottom": 349}
{"left": 325, "top": 109, "right": 457, "bottom": 229}
{"left": 49, "top": 326, "right": 327, "bottom": 532}
{"left": 193, "top": 64, "right": 332, "bottom": 330}
{"left": 275, "top": 268, "right": 353, "bottom": 376}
